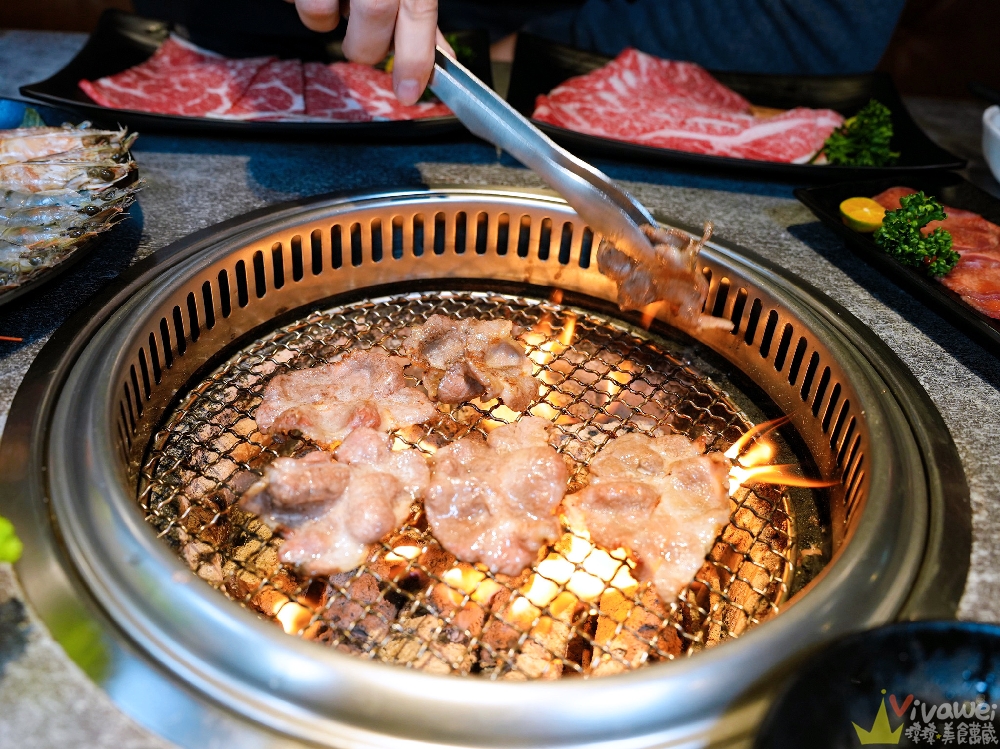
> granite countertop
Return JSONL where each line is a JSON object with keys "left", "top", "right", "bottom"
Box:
{"left": 1, "top": 29, "right": 999, "bottom": 749}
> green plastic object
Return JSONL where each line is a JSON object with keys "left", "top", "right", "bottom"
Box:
{"left": 0, "top": 514, "right": 23, "bottom": 563}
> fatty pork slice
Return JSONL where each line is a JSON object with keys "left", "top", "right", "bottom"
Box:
{"left": 425, "top": 417, "right": 568, "bottom": 576}
{"left": 562, "top": 433, "right": 731, "bottom": 603}
{"left": 79, "top": 36, "right": 272, "bottom": 117}
{"left": 240, "top": 428, "right": 430, "bottom": 575}
{"left": 223, "top": 59, "right": 305, "bottom": 120}
{"left": 598, "top": 222, "right": 733, "bottom": 332}
{"left": 255, "top": 349, "right": 436, "bottom": 446}
{"left": 402, "top": 315, "right": 538, "bottom": 411}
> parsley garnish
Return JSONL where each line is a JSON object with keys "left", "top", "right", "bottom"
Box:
{"left": 874, "top": 191, "right": 959, "bottom": 277}
{"left": 823, "top": 99, "right": 900, "bottom": 167}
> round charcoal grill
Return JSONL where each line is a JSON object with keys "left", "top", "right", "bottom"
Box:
{"left": 1, "top": 187, "right": 969, "bottom": 749}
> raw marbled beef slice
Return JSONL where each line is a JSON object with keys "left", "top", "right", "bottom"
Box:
{"left": 533, "top": 48, "right": 842, "bottom": 163}
{"left": 224, "top": 59, "right": 305, "bottom": 119}
{"left": 137, "top": 35, "right": 224, "bottom": 69}
{"left": 543, "top": 49, "right": 750, "bottom": 114}
{"left": 330, "top": 62, "right": 451, "bottom": 120}
{"left": 80, "top": 39, "right": 272, "bottom": 117}
{"left": 303, "top": 62, "right": 370, "bottom": 121}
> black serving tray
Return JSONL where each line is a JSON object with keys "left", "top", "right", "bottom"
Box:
{"left": 0, "top": 97, "right": 138, "bottom": 309}
{"left": 796, "top": 173, "right": 1000, "bottom": 354}
{"left": 507, "top": 33, "right": 965, "bottom": 181}
{"left": 20, "top": 9, "right": 493, "bottom": 139}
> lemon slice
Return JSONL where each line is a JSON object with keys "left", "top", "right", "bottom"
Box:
{"left": 840, "top": 197, "right": 886, "bottom": 233}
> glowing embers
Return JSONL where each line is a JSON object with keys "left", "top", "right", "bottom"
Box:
{"left": 352, "top": 526, "right": 656, "bottom": 678}
{"left": 140, "top": 290, "right": 800, "bottom": 680}
{"left": 726, "top": 415, "right": 838, "bottom": 494}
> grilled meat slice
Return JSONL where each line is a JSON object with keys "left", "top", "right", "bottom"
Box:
{"left": 240, "top": 428, "right": 429, "bottom": 575}
{"left": 563, "top": 432, "right": 731, "bottom": 602}
{"left": 597, "top": 223, "right": 733, "bottom": 332}
{"left": 425, "top": 418, "right": 568, "bottom": 576}
{"left": 255, "top": 349, "right": 436, "bottom": 446}
{"left": 402, "top": 315, "right": 537, "bottom": 411}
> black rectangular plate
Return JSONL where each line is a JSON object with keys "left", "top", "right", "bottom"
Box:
{"left": 507, "top": 33, "right": 965, "bottom": 181}
{"left": 0, "top": 97, "right": 137, "bottom": 309}
{"left": 795, "top": 174, "right": 1000, "bottom": 354}
{"left": 20, "top": 9, "right": 493, "bottom": 139}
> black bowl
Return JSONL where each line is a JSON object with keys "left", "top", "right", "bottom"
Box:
{"left": 756, "top": 621, "right": 1000, "bottom": 748}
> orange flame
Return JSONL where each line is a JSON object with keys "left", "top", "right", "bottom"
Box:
{"left": 729, "top": 464, "right": 838, "bottom": 494}
{"left": 725, "top": 415, "right": 837, "bottom": 493}
{"left": 559, "top": 314, "right": 577, "bottom": 347}
{"left": 738, "top": 440, "right": 774, "bottom": 466}
{"left": 724, "top": 414, "right": 792, "bottom": 461}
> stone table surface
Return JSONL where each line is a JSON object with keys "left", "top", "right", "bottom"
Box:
{"left": 1, "top": 29, "right": 999, "bottom": 749}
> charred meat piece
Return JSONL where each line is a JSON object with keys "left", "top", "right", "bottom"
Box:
{"left": 401, "top": 315, "right": 538, "bottom": 412}
{"left": 240, "top": 428, "right": 430, "bottom": 575}
{"left": 563, "top": 432, "right": 731, "bottom": 602}
{"left": 598, "top": 223, "right": 733, "bottom": 332}
{"left": 254, "top": 349, "right": 436, "bottom": 446}
{"left": 425, "top": 418, "right": 568, "bottom": 576}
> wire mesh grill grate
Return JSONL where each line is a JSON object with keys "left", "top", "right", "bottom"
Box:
{"left": 139, "top": 290, "right": 794, "bottom": 680}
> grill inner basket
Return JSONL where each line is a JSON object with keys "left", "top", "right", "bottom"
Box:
{"left": 139, "top": 289, "right": 804, "bottom": 680}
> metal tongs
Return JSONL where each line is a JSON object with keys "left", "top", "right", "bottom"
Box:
{"left": 428, "top": 48, "right": 659, "bottom": 268}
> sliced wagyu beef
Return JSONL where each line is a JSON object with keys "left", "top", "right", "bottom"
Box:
{"left": 79, "top": 36, "right": 272, "bottom": 118}
{"left": 532, "top": 48, "right": 843, "bottom": 164}
{"left": 79, "top": 36, "right": 452, "bottom": 123}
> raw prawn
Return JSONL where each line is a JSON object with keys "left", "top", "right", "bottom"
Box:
{"left": 0, "top": 203, "right": 130, "bottom": 246}
{"left": 0, "top": 118, "right": 140, "bottom": 293}
{"left": 0, "top": 187, "right": 137, "bottom": 230}
{"left": 27, "top": 133, "right": 138, "bottom": 165}
{"left": 0, "top": 123, "right": 131, "bottom": 165}
{"left": 0, "top": 183, "right": 140, "bottom": 209}
{"left": 0, "top": 235, "right": 81, "bottom": 280}
{"left": 0, "top": 160, "right": 135, "bottom": 193}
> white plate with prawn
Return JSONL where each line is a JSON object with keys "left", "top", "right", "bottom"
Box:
{"left": 0, "top": 97, "right": 141, "bottom": 308}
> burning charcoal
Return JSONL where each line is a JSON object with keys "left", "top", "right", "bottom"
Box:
{"left": 590, "top": 585, "right": 666, "bottom": 676}
{"left": 377, "top": 612, "right": 478, "bottom": 674}
{"left": 324, "top": 573, "right": 397, "bottom": 648}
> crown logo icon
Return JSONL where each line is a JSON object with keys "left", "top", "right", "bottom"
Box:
{"left": 853, "top": 696, "right": 903, "bottom": 745}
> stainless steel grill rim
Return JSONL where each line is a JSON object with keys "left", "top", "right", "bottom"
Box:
{"left": 44, "top": 187, "right": 929, "bottom": 748}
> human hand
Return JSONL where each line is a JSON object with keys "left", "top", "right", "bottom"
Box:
{"left": 286, "top": 0, "right": 448, "bottom": 105}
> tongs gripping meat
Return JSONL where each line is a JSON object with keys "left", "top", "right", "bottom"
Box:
{"left": 598, "top": 223, "right": 734, "bottom": 332}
